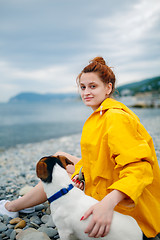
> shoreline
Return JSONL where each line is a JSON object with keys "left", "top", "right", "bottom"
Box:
{"left": 0, "top": 132, "right": 82, "bottom": 153}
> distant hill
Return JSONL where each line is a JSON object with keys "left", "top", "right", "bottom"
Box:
{"left": 116, "top": 76, "right": 160, "bottom": 96}
{"left": 9, "top": 92, "right": 79, "bottom": 103}
{"left": 8, "top": 76, "right": 160, "bottom": 102}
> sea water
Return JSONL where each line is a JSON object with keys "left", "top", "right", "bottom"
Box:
{"left": 0, "top": 100, "right": 160, "bottom": 162}
{"left": 0, "top": 100, "right": 91, "bottom": 149}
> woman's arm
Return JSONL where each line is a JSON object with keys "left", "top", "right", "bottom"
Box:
{"left": 54, "top": 151, "right": 81, "bottom": 177}
{"left": 81, "top": 190, "right": 126, "bottom": 238}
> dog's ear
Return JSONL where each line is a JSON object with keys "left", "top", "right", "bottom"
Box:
{"left": 56, "top": 155, "right": 74, "bottom": 169}
{"left": 36, "top": 159, "right": 49, "bottom": 180}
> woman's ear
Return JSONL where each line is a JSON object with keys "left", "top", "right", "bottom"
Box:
{"left": 106, "top": 82, "right": 113, "bottom": 95}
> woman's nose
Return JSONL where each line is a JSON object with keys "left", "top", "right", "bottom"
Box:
{"left": 84, "top": 87, "right": 90, "bottom": 95}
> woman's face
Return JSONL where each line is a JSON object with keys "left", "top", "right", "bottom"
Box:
{"left": 79, "top": 72, "right": 112, "bottom": 111}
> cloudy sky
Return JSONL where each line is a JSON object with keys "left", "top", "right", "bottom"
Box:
{"left": 0, "top": 0, "right": 160, "bottom": 102}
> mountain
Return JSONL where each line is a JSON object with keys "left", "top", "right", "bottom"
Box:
{"left": 9, "top": 92, "right": 79, "bottom": 103}
{"left": 116, "top": 76, "right": 160, "bottom": 96}
{"left": 8, "top": 76, "right": 160, "bottom": 102}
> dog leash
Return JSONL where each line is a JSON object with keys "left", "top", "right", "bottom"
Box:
{"left": 78, "top": 167, "right": 84, "bottom": 181}
{"left": 47, "top": 184, "right": 74, "bottom": 203}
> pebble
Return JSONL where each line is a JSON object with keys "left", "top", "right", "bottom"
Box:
{"left": 7, "top": 224, "right": 14, "bottom": 229}
{"left": 16, "top": 228, "right": 51, "bottom": 240}
{"left": 45, "top": 215, "right": 55, "bottom": 228}
{"left": 35, "top": 204, "right": 45, "bottom": 212}
{"left": 5, "top": 228, "right": 13, "bottom": 237}
{"left": 29, "top": 222, "right": 39, "bottom": 229}
{"left": 0, "top": 223, "right": 7, "bottom": 232}
{"left": 14, "top": 220, "right": 26, "bottom": 229}
{"left": 10, "top": 230, "right": 16, "bottom": 240}
{"left": 31, "top": 216, "right": 42, "bottom": 225}
{"left": 10, "top": 218, "right": 22, "bottom": 225}
{"left": 38, "top": 226, "right": 58, "bottom": 238}
{"left": 41, "top": 215, "right": 50, "bottom": 224}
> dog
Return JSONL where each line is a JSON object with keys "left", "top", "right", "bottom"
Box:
{"left": 36, "top": 155, "right": 142, "bottom": 240}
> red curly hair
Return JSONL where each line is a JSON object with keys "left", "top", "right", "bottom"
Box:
{"left": 77, "top": 57, "right": 116, "bottom": 94}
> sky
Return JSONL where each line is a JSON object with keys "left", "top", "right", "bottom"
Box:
{"left": 0, "top": 0, "right": 160, "bottom": 102}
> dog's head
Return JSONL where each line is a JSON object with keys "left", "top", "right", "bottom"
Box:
{"left": 36, "top": 155, "right": 74, "bottom": 183}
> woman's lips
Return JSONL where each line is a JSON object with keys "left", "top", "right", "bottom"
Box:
{"left": 84, "top": 97, "right": 93, "bottom": 101}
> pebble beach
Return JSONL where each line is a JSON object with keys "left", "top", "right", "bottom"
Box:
{"left": 0, "top": 134, "right": 81, "bottom": 240}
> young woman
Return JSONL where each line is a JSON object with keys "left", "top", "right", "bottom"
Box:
{"left": 1, "top": 57, "right": 160, "bottom": 239}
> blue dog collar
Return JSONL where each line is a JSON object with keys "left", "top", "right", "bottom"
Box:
{"left": 48, "top": 184, "right": 74, "bottom": 203}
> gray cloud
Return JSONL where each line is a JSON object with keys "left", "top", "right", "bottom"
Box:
{"left": 0, "top": 0, "right": 160, "bottom": 102}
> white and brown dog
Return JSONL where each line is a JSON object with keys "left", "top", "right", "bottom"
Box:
{"left": 36, "top": 155, "right": 142, "bottom": 240}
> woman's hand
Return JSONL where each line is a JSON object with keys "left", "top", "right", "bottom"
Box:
{"left": 72, "top": 175, "right": 84, "bottom": 191}
{"left": 81, "top": 190, "right": 127, "bottom": 238}
{"left": 82, "top": 196, "right": 115, "bottom": 238}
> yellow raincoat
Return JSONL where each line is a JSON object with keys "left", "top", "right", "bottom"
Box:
{"left": 73, "top": 98, "right": 160, "bottom": 237}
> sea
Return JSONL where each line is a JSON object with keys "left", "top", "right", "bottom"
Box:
{"left": 0, "top": 100, "right": 92, "bottom": 150}
{"left": 0, "top": 99, "right": 160, "bottom": 163}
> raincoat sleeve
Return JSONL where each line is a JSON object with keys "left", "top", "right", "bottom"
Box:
{"left": 71, "top": 158, "right": 83, "bottom": 179}
{"left": 106, "top": 110, "right": 154, "bottom": 205}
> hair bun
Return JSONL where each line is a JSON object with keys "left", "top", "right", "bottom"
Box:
{"left": 91, "top": 57, "right": 106, "bottom": 66}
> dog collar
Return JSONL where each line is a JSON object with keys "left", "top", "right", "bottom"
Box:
{"left": 47, "top": 184, "right": 74, "bottom": 203}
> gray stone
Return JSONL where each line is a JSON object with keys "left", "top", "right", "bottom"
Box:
{"left": 35, "top": 204, "right": 45, "bottom": 212}
{"left": 5, "top": 228, "right": 13, "bottom": 237}
{"left": 45, "top": 215, "right": 55, "bottom": 228}
{"left": 38, "top": 226, "right": 47, "bottom": 232}
{"left": 1, "top": 236, "right": 9, "bottom": 240}
{"left": 3, "top": 215, "right": 9, "bottom": 222}
{"left": 0, "top": 232, "right": 5, "bottom": 238}
{"left": 10, "top": 230, "right": 16, "bottom": 240}
{"left": 45, "top": 206, "right": 51, "bottom": 215}
{"left": 0, "top": 222, "right": 7, "bottom": 232}
{"left": 22, "top": 225, "right": 30, "bottom": 231}
{"left": 41, "top": 215, "right": 50, "bottom": 224}
{"left": 7, "top": 223, "right": 14, "bottom": 229}
{"left": 29, "top": 222, "right": 39, "bottom": 229}
{"left": 30, "top": 215, "right": 42, "bottom": 225}
{"left": 39, "top": 227, "right": 58, "bottom": 238}
{"left": 17, "top": 228, "right": 50, "bottom": 240}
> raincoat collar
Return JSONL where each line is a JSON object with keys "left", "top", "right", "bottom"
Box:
{"left": 95, "top": 98, "right": 122, "bottom": 113}
{"left": 94, "top": 98, "right": 139, "bottom": 120}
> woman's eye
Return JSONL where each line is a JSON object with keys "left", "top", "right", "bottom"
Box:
{"left": 80, "top": 86, "right": 85, "bottom": 90}
{"left": 90, "top": 85, "right": 96, "bottom": 89}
